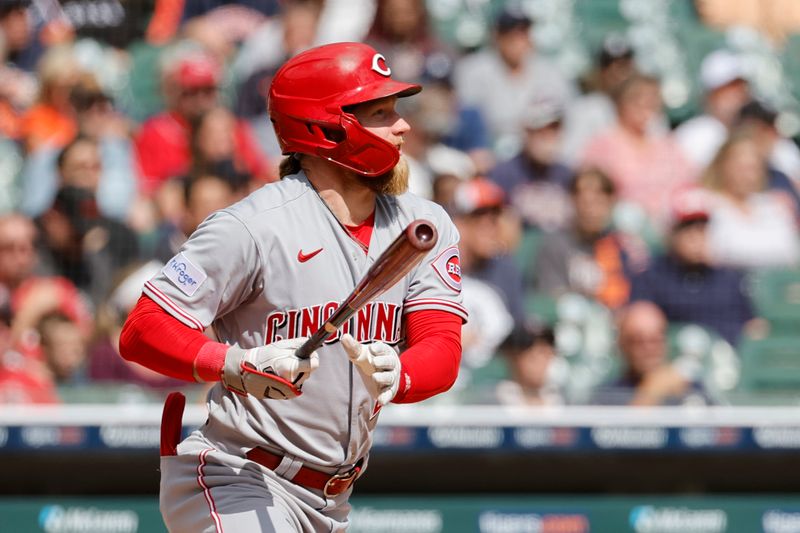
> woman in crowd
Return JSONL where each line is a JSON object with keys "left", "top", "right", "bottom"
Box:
{"left": 702, "top": 130, "right": 800, "bottom": 269}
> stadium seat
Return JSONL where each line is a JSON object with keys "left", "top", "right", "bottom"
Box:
{"left": 747, "top": 268, "right": 800, "bottom": 331}
{"left": 514, "top": 227, "right": 542, "bottom": 272}
{"left": 738, "top": 334, "right": 800, "bottom": 395}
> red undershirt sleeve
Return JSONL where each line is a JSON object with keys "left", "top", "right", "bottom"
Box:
{"left": 119, "top": 294, "right": 227, "bottom": 382}
{"left": 392, "top": 309, "right": 462, "bottom": 404}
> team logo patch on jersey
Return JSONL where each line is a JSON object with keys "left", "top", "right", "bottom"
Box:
{"left": 431, "top": 246, "right": 462, "bottom": 293}
{"left": 163, "top": 253, "right": 207, "bottom": 296}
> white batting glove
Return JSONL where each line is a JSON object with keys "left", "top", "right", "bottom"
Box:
{"left": 341, "top": 334, "right": 401, "bottom": 406}
{"left": 221, "top": 338, "right": 319, "bottom": 400}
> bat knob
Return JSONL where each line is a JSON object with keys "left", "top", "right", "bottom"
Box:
{"left": 407, "top": 220, "right": 437, "bottom": 251}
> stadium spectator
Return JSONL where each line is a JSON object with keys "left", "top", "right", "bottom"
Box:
{"left": 0, "top": 214, "right": 38, "bottom": 320}
{"left": 89, "top": 260, "right": 185, "bottom": 388}
{"left": 0, "top": 0, "right": 38, "bottom": 139}
{"left": 533, "top": 169, "right": 645, "bottom": 310}
{"left": 134, "top": 48, "right": 268, "bottom": 194}
{"left": 736, "top": 100, "right": 800, "bottom": 214}
{"left": 459, "top": 275, "right": 514, "bottom": 375}
{"left": 629, "top": 186, "right": 755, "bottom": 345}
{"left": 190, "top": 106, "right": 267, "bottom": 188}
{"left": 0, "top": 215, "right": 91, "bottom": 360}
{"left": 702, "top": 131, "right": 800, "bottom": 269}
{"left": 561, "top": 33, "right": 640, "bottom": 167}
{"left": 37, "top": 311, "right": 88, "bottom": 385}
{"left": 364, "top": 0, "right": 453, "bottom": 84}
{"left": 19, "top": 45, "right": 82, "bottom": 152}
{"left": 0, "top": 0, "right": 43, "bottom": 73}
{"left": 451, "top": 178, "right": 526, "bottom": 328}
{"left": 36, "top": 182, "right": 139, "bottom": 304}
{"left": 401, "top": 86, "right": 482, "bottom": 199}
{"left": 581, "top": 74, "right": 695, "bottom": 226}
{"left": 593, "top": 301, "right": 710, "bottom": 406}
{"left": 453, "top": 4, "right": 575, "bottom": 157}
{"left": 233, "top": 0, "right": 325, "bottom": 126}
{"left": 153, "top": 173, "right": 241, "bottom": 264}
{"left": 0, "top": 341, "right": 58, "bottom": 404}
{"left": 674, "top": 49, "right": 800, "bottom": 182}
{"left": 495, "top": 325, "right": 562, "bottom": 406}
{"left": 489, "top": 97, "right": 573, "bottom": 231}
{"left": 21, "top": 106, "right": 137, "bottom": 221}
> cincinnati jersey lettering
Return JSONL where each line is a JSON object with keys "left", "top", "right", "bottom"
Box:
{"left": 265, "top": 301, "right": 402, "bottom": 345}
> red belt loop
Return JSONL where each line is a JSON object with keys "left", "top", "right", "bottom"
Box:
{"left": 245, "top": 447, "right": 361, "bottom": 497}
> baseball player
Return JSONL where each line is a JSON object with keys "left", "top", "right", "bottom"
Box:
{"left": 119, "top": 42, "right": 467, "bottom": 532}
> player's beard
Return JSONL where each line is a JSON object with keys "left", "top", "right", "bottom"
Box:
{"left": 358, "top": 156, "right": 409, "bottom": 196}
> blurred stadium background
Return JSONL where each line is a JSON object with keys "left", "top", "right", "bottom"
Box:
{"left": 2, "top": 0, "right": 800, "bottom": 531}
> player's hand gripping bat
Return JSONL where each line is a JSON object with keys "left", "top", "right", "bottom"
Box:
{"left": 294, "top": 219, "right": 437, "bottom": 359}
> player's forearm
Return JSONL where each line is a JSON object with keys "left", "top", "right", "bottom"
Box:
{"left": 119, "top": 295, "right": 226, "bottom": 382}
{"left": 392, "top": 310, "right": 462, "bottom": 404}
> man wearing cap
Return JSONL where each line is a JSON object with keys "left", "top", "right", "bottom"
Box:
{"left": 134, "top": 49, "right": 269, "bottom": 194}
{"left": 489, "top": 96, "right": 573, "bottom": 231}
{"left": 453, "top": 4, "right": 575, "bottom": 157}
{"left": 450, "top": 178, "right": 527, "bottom": 328}
{"left": 674, "top": 49, "right": 751, "bottom": 169}
{"left": 628, "top": 187, "right": 754, "bottom": 346}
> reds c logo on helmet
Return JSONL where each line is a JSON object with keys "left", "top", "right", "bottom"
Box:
{"left": 267, "top": 42, "right": 421, "bottom": 177}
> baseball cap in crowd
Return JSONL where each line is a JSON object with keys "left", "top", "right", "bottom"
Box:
{"left": 522, "top": 97, "right": 563, "bottom": 130}
{"left": 169, "top": 52, "right": 221, "bottom": 88}
{"left": 598, "top": 33, "right": 634, "bottom": 68}
{"left": 700, "top": 49, "right": 746, "bottom": 92}
{"left": 451, "top": 178, "right": 504, "bottom": 216}
{"left": 495, "top": 4, "right": 532, "bottom": 33}
{"left": 426, "top": 144, "right": 476, "bottom": 181}
{"left": 669, "top": 185, "right": 711, "bottom": 229}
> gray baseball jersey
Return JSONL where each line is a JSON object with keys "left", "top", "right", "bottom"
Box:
{"left": 145, "top": 171, "right": 466, "bottom": 470}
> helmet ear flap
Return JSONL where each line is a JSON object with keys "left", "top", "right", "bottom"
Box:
{"left": 317, "top": 114, "right": 399, "bottom": 177}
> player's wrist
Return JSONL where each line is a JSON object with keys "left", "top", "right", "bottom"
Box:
{"left": 390, "top": 366, "right": 411, "bottom": 403}
{"left": 193, "top": 341, "right": 229, "bottom": 382}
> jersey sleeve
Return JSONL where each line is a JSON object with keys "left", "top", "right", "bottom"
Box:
{"left": 142, "top": 211, "right": 262, "bottom": 330}
{"left": 404, "top": 209, "right": 468, "bottom": 323}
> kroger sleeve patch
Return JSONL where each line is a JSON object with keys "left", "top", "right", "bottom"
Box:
{"left": 143, "top": 210, "right": 262, "bottom": 330}
{"left": 163, "top": 253, "right": 207, "bottom": 296}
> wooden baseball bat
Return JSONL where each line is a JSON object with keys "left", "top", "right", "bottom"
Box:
{"left": 295, "top": 219, "right": 438, "bottom": 359}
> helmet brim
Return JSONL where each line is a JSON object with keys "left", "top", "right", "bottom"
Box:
{"left": 339, "top": 79, "right": 422, "bottom": 108}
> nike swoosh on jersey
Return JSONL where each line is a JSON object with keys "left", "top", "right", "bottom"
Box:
{"left": 297, "top": 248, "right": 323, "bottom": 263}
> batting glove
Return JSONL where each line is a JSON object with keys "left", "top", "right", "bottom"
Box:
{"left": 341, "top": 334, "right": 400, "bottom": 406}
{"left": 221, "top": 338, "right": 319, "bottom": 400}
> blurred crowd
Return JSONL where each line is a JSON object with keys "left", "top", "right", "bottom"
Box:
{"left": 1, "top": 0, "right": 799, "bottom": 408}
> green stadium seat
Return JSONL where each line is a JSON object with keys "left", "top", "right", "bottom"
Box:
{"left": 748, "top": 268, "right": 800, "bottom": 329}
{"left": 514, "top": 227, "right": 542, "bottom": 272}
{"left": 738, "top": 334, "right": 800, "bottom": 394}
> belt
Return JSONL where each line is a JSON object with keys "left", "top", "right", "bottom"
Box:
{"left": 245, "top": 447, "right": 361, "bottom": 498}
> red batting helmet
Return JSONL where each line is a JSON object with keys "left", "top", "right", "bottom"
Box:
{"left": 268, "top": 42, "right": 421, "bottom": 177}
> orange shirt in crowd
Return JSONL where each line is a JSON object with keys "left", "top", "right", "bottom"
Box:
{"left": 20, "top": 104, "right": 77, "bottom": 152}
